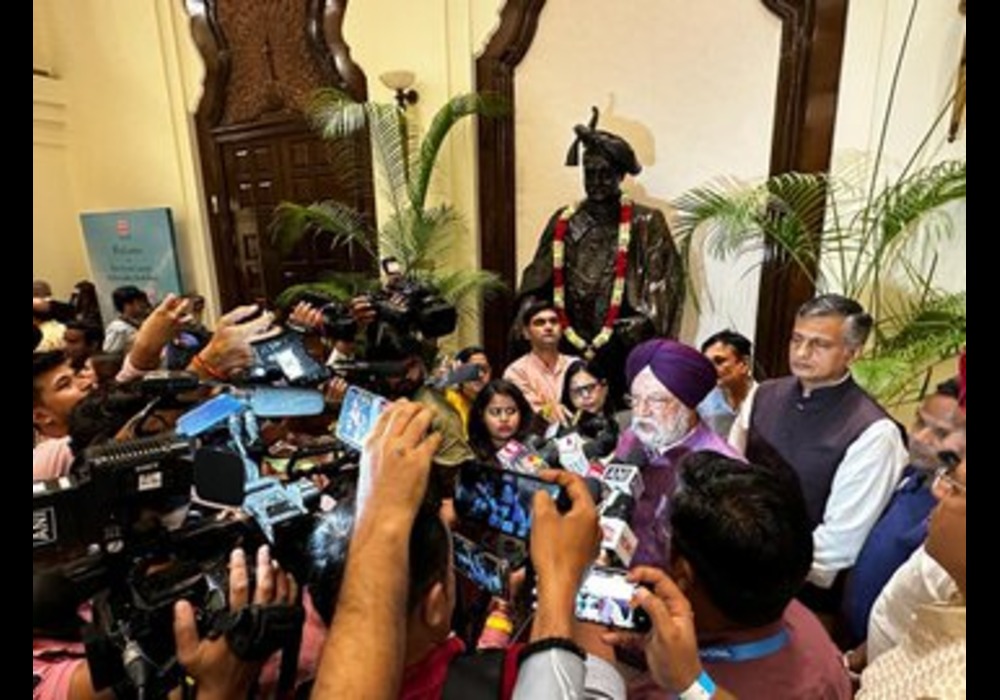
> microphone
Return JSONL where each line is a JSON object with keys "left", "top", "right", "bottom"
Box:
{"left": 523, "top": 434, "right": 560, "bottom": 466}
{"left": 246, "top": 387, "right": 326, "bottom": 418}
{"left": 602, "top": 463, "right": 645, "bottom": 501}
{"left": 330, "top": 359, "right": 409, "bottom": 376}
{"left": 599, "top": 489, "right": 638, "bottom": 567}
{"left": 495, "top": 439, "right": 548, "bottom": 474}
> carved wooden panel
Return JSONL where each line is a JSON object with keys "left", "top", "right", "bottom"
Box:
{"left": 185, "top": 0, "right": 374, "bottom": 309}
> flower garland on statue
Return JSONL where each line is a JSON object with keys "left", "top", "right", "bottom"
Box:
{"left": 552, "top": 195, "right": 632, "bottom": 360}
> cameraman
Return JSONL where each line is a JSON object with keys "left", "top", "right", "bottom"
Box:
{"left": 288, "top": 297, "right": 474, "bottom": 471}
{"left": 33, "top": 544, "right": 297, "bottom": 700}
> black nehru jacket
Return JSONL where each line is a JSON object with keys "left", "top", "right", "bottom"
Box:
{"left": 746, "top": 376, "right": 898, "bottom": 527}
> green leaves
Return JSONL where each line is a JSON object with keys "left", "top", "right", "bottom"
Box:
{"left": 270, "top": 88, "right": 508, "bottom": 324}
{"left": 672, "top": 159, "right": 965, "bottom": 406}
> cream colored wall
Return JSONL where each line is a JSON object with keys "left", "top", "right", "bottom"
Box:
{"left": 31, "top": 1, "right": 217, "bottom": 313}
{"left": 830, "top": 0, "right": 966, "bottom": 295}
{"left": 34, "top": 76, "right": 89, "bottom": 298}
{"left": 34, "top": 0, "right": 965, "bottom": 347}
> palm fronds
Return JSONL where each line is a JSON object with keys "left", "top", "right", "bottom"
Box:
{"left": 270, "top": 88, "right": 507, "bottom": 327}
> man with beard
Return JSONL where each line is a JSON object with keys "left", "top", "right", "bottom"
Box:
{"left": 612, "top": 339, "right": 742, "bottom": 568}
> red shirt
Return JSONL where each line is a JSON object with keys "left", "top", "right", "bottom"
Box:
{"left": 400, "top": 636, "right": 467, "bottom": 700}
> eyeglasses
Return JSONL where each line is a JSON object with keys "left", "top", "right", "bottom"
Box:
{"left": 624, "top": 394, "right": 675, "bottom": 410}
{"left": 486, "top": 406, "right": 519, "bottom": 418}
{"left": 569, "top": 381, "right": 601, "bottom": 398}
{"left": 933, "top": 465, "right": 966, "bottom": 498}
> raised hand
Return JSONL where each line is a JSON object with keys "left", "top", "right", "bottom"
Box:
{"left": 191, "top": 304, "right": 277, "bottom": 380}
{"left": 356, "top": 400, "right": 442, "bottom": 523}
{"left": 173, "top": 545, "right": 297, "bottom": 699}
{"left": 602, "top": 566, "right": 703, "bottom": 694}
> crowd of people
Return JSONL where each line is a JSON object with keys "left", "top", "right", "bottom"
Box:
{"left": 33, "top": 120, "right": 965, "bottom": 699}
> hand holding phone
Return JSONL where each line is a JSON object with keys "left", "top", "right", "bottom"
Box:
{"left": 453, "top": 463, "right": 564, "bottom": 540}
{"left": 575, "top": 566, "right": 651, "bottom": 632}
{"left": 452, "top": 532, "right": 509, "bottom": 597}
{"left": 335, "top": 386, "right": 390, "bottom": 451}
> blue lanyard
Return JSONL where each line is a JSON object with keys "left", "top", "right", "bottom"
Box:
{"left": 698, "top": 628, "right": 789, "bottom": 663}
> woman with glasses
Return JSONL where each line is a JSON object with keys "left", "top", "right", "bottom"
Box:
{"left": 559, "top": 359, "right": 620, "bottom": 459}
{"left": 467, "top": 379, "right": 541, "bottom": 463}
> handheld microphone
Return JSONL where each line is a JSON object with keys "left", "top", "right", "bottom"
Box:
{"left": 602, "top": 463, "right": 645, "bottom": 501}
{"left": 599, "top": 489, "right": 638, "bottom": 567}
{"left": 330, "top": 359, "right": 409, "bottom": 376}
{"left": 495, "top": 439, "right": 548, "bottom": 474}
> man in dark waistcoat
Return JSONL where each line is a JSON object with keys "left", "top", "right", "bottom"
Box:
{"left": 730, "top": 294, "right": 906, "bottom": 617}
{"left": 516, "top": 108, "right": 685, "bottom": 407}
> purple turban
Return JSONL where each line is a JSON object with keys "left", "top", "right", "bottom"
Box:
{"left": 625, "top": 339, "right": 717, "bottom": 409}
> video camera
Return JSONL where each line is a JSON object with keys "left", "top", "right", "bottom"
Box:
{"left": 366, "top": 275, "right": 457, "bottom": 339}
{"left": 33, "top": 379, "right": 350, "bottom": 698}
{"left": 33, "top": 298, "right": 78, "bottom": 323}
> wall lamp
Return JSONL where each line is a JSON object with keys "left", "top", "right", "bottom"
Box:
{"left": 380, "top": 70, "right": 419, "bottom": 110}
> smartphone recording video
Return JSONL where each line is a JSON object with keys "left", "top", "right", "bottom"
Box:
{"left": 452, "top": 532, "right": 508, "bottom": 597}
{"left": 574, "top": 566, "right": 651, "bottom": 632}
{"left": 249, "top": 331, "right": 329, "bottom": 386}
{"left": 454, "top": 463, "right": 562, "bottom": 540}
{"left": 335, "top": 385, "right": 390, "bottom": 451}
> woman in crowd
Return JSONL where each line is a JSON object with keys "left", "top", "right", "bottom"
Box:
{"left": 559, "top": 359, "right": 620, "bottom": 459}
{"left": 467, "top": 379, "right": 539, "bottom": 463}
{"left": 443, "top": 345, "right": 493, "bottom": 435}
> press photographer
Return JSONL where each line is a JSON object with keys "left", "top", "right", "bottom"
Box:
{"left": 284, "top": 265, "right": 474, "bottom": 471}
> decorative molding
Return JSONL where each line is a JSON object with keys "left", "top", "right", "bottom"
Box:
{"left": 475, "top": 0, "right": 848, "bottom": 376}
{"left": 475, "top": 0, "right": 547, "bottom": 366}
{"left": 184, "top": 0, "right": 372, "bottom": 309}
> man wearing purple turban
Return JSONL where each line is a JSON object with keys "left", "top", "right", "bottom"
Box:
{"left": 613, "top": 339, "right": 743, "bottom": 568}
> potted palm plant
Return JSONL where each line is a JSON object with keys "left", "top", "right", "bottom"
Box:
{"left": 671, "top": 1, "right": 965, "bottom": 406}
{"left": 270, "top": 88, "right": 507, "bottom": 326}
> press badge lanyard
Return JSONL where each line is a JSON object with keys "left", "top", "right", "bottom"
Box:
{"left": 698, "top": 628, "right": 790, "bottom": 663}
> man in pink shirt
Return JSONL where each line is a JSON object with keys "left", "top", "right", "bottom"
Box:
{"left": 503, "top": 300, "right": 576, "bottom": 423}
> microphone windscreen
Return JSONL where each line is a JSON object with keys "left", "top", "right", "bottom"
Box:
{"left": 248, "top": 387, "right": 326, "bottom": 417}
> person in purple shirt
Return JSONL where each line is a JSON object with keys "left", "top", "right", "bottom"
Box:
{"left": 613, "top": 339, "right": 742, "bottom": 568}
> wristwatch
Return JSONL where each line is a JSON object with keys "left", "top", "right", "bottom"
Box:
{"left": 678, "top": 670, "right": 717, "bottom": 700}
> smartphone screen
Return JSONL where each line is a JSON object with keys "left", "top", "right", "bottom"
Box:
{"left": 454, "top": 463, "right": 561, "bottom": 540}
{"left": 575, "top": 566, "right": 651, "bottom": 632}
{"left": 452, "top": 532, "right": 508, "bottom": 597}
{"left": 250, "top": 331, "right": 327, "bottom": 385}
{"left": 335, "top": 385, "right": 390, "bottom": 451}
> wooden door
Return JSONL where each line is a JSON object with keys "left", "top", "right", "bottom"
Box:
{"left": 186, "top": 0, "right": 374, "bottom": 310}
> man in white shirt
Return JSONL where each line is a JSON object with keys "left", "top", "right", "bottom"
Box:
{"left": 730, "top": 294, "right": 906, "bottom": 618}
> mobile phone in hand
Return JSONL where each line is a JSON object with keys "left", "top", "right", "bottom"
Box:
{"left": 452, "top": 532, "right": 509, "bottom": 597}
{"left": 453, "top": 463, "right": 565, "bottom": 540}
{"left": 574, "top": 565, "right": 652, "bottom": 632}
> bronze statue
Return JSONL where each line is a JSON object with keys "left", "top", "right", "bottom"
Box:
{"left": 516, "top": 108, "right": 684, "bottom": 405}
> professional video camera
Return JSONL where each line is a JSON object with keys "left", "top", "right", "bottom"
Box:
{"left": 291, "top": 291, "right": 360, "bottom": 342}
{"left": 366, "top": 275, "right": 457, "bottom": 339}
{"left": 33, "top": 379, "right": 352, "bottom": 698}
